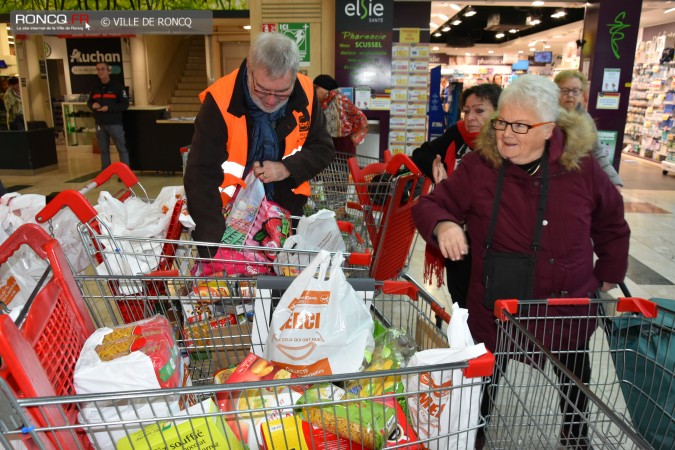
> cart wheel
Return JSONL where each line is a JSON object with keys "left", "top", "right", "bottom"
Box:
{"left": 664, "top": 170, "right": 669, "bottom": 175}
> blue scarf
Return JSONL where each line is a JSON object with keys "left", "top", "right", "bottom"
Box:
{"left": 243, "top": 66, "right": 286, "bottom": 200}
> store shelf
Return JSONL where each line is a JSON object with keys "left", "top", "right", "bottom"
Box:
{"left": 62, "top": 102, "right": 96, "bottom": 150}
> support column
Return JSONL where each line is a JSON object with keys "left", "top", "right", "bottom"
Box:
{"left": 129, "top": 36, "right": 148, "bottom": 106}
{"left": 581, "top": 0, "right": 643, "bottom": 173}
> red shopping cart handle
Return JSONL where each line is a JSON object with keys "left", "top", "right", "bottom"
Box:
{"left": 91, "top": 162, "right": 139, "bottom": 189}
{"left": 464, "top": 351, "right": 495, "bottom": 378}
{"left": 0, "top": 224, "right": 50, "bottom": 264}
{"left": 35, "top": 190, "right": 98, "bottom": 225}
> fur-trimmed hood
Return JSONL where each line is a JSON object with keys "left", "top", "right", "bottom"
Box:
{"left": 475, "top": 108, "right": 598, "bottom": 171}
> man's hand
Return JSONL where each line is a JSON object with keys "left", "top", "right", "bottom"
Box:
{"left": 91, "top": 102, "right": 102, "bottom": 110}
{"left": 97, "top": 105, "right": 109, "bottom": 112}
{"left": 434, "top": 221, "right": 468, "bottom": 261}
{"left": 253, "top": 161, "right": 291, "bottom": 183}
{"left": 432, "top": 154, "right": 448, "bottom": 183}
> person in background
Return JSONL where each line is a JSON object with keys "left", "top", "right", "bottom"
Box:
{"left": 412, "top": 83, "right": 502, "bottom": 308}
{"left": 313, "top": 74, "right": 368, "bottom": 156}
{"left": 554, "top": 70, "right": 623, "bottom": 189}
{"left": 492, "top": 74, "right": 503, "bottom": 86}
{"left": 185, "top": 32, "right": 334, "bottom": 254}
{"left": 87, "top": 62, "right": 130, "bottom": 170}
{"left": 4, "top": 76, "right": 24, "bottom": 131}
{"left": 413, "top": 75, "right": 629, "bottom": 449}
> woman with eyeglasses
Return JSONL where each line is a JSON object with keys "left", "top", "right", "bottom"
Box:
{"left": 411, "top": 83, "right": 502, "bottom": 308}
{"left": 413, "top": 75, "right": 629, "bottom": 449}
{"left": 554, "top": 70, "right": 623, "bottom": 188}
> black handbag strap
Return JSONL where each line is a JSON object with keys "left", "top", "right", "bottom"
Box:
{"left": 485, "top": 150, "right": 549, "bottom": 256}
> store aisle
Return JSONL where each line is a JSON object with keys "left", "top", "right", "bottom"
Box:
{"left": 2, "top": 146, "right": 674, "bottom": 305}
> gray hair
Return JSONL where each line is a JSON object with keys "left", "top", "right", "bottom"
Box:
{"left": 498, "top": 74, "right": 561, "bottom": 123}
{"left": 248, "top": 32, "right": 300, "bottom": 79}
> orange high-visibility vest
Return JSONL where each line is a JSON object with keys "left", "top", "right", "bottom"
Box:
{"left": 200, "top": 69, "right": 313, "bottom": 205}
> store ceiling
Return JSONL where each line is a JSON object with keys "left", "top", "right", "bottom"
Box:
{"left": 429, "top": 1, "right": 675, "bottom": 56}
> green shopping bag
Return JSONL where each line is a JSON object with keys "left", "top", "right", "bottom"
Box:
{"left": 609, "top": 298, "right": 674, "bottom": 449}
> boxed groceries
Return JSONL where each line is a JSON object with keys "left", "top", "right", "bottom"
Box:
{"left": 116, "top": 399, "right": 243, "bottom": 450}
{"left": 183, "top": 314, "right": 252, "bottom": 369}
{"left": 218, "top": 353, "right": 308, "bottom": 449}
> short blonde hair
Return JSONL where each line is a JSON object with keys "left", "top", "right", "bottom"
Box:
{"left": 554, "top": 70, "right": 588, "bottom": 90}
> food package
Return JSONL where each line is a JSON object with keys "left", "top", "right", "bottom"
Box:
{"left": 116, "top": 399, "right": 244, "bottom": 450}
{"left": 73, "top": 316, "right": 181, "bottom": 450}
{"left": 296, "top": 384, "right": 397, "bottom": 450}
{"left": 183, "top": 314, "right": 252, "bottom": 369}
{"left": 262, "top": 399, "right": 419, "bottom": 450}
{"left": 74, "top": 315, "right": 180, "bottom": 393}
{"left": 218, "top": 353, "right": 308, "bottom": 449}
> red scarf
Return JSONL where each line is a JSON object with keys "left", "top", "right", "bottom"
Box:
{"left": 424, "top": 121, "right": 478, "bottom": 287}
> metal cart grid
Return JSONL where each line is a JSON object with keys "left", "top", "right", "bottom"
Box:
{"left": 485, "top": 297, "right": 671, "bottom": 450}
{"left": 0, "top": 225, "right": 495, "bottom": 450}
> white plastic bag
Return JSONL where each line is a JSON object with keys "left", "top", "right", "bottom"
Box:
{"left": 274, "top": 210, "right": 345, "bottom": 276}
{"left": 264, "top": 250, "right": 374, "bottom": 376}
{"left": 404, "top": 303, "right": 487, "bottom": 450}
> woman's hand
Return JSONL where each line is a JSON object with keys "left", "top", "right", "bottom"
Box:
{"left": 432, "top": 155, "right": 448, "bottom": 184}
{"left": 600, "top": 282, "right": 617, "bottom": 292}
{"left": 434, "top": 221, "right": 468, "bottom": 261}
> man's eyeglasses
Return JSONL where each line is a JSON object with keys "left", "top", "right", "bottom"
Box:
{"left": 250, "top": 71, "right": 293, "bottom": 100}
{"left": 560, "top": 88, "right": 583, "bottom": 96}
{"left": 492, "top": 119, "right": 553, "bottom": 134}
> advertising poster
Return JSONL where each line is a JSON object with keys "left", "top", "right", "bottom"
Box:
{"left": 66, "top": 37, "right": 123, "bottom": 94}
{"left": 335, "top": 0, "right": 393, "bottom": 95}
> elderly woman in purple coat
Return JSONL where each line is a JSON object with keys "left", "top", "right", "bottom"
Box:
{"left": 413, "top": 75, "right": 630, "bottom": 449}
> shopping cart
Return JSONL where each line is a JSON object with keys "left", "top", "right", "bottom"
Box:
{"left": 35, "top": 163, "right": 187, "bottom": 323}
{"left": 485, "top": 297, "right": 672, "bottom": 449}
{"left": 0, "top": 224, "right": 494, "bottom": 450}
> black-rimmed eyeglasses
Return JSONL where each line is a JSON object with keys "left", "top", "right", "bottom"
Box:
{"left": 560, "top": 88, "right": 583, "bottom": 96}
{"left": 250, "top": 71, "right": 293, "bottom": 100}
{"left": 492, "top": 119, "right": 553, "bottom": 134}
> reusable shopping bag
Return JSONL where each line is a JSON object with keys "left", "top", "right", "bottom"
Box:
{"left": 274, "top": 209, "right": 345, "bottom": 276}
{"left": 609, "top": 298, "right": 674, "bottom": 449}
{"left": 199, "top": 172, "right": 291, "bottom": 277}
{"left": 264, "top": 250, "right": 374, "bottom": 376}
{"left": 404, "top": 303, "right": 487, "bottom": 450}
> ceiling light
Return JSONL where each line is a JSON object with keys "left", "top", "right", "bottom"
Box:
{"left": 437, "top": 14, "right": 449, "bottom": 21}
{"left": 488, "top": 50, "right": 494, "bottom": 54}
{"left": 442, "top": 26, "right": 451, "bottom": 32}
{"left": 434, "top": 32, "right": 442, "bottom": 37}
{"left": 430, "top": 22, "right": 439, "bottom": 29}
{"left": 529, "top": 47, "right": 536, "bottom": 51}
{"left": 666, "top": 7, "right": 675, "bottom": 13}
{"left": 464, "top": 6, "right": 477, "bottom": 17}
{"left": 495, "top": 32, "right": 505, "bottom": 39}
{"left": 432, "top": 46, "right": 440, "bottom": 51}
{"left": 243, "top": 25, "right": 251, "bottom": 30}
{"left": 528, "top": 16, "right": 541, "bottom": 26}
{"left": 544, "top": 44, "right": 551, "bottom": 49}
{"left": 551, "top": 9, "right": 566, "bottom": 18}
{"left": 450, "top": 4, "right": 461, "bottom": 11}
{"left": 465, "top": 52, "right": 471, "bottom": 56}
{"left": 528, "top": 41, "right": 538, "bottom": 46}
{"left": 509, "top": 29, "right": 517, "bottom": 34}
{"left": 452, "top": 19, "right": 462, "bottom": 25}
{"left": 518, "top": 50, "right": 524, "bottom": 54}
{"left": 532, "top": 1, "right": 545, "bottom": 6}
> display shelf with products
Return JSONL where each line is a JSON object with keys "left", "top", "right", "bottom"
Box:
{"left": 623, "top": 59, "right": 675, "bottom": 162}
{"left": 62, "top": 102, "right": 97, "bottom": 150}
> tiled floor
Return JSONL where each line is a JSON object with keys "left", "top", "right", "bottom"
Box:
{"left": 2, "top": 146, "right": 675, "bottom": 306}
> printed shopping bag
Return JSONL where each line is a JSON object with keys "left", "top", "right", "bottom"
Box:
{"left": 264, "top": 250, "right": 374, "bottom": 376}
{"left": 404, "top": 303, "right": 488, "bottom": 450}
